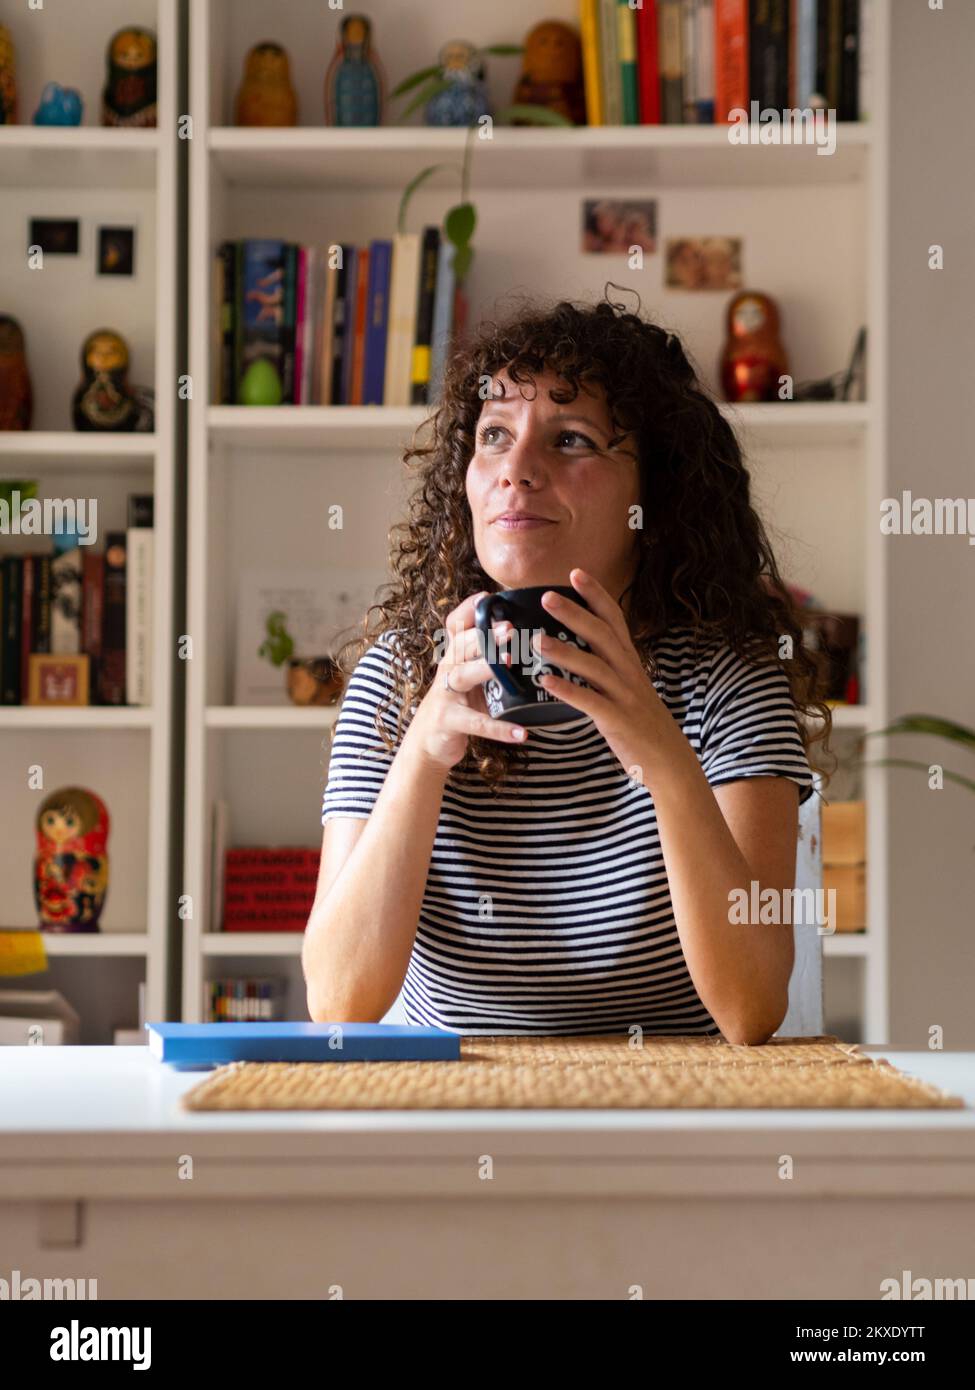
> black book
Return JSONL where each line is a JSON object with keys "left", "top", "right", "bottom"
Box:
{"left": 839, "top": 0, "right": 860, "bottom": 120}
{"left": 1, "top": 555, "right": 22, "bottom": 704}
{"left": 411, "top": 227, "right": 441, "bottom": 406}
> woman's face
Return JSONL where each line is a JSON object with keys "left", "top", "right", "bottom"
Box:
{"left": 465, "top": 367, "right": 641, "bottom": 601}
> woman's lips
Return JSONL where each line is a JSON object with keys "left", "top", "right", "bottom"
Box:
{"left": 492, "top": 516, "right": 555, "bottom": 531}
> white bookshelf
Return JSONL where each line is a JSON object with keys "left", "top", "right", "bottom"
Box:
{"left": 0, "top": 0, "right": 179, "bottom": 1039}
{"left": 185, "top": 0, "right": 890, "bottom": 1039}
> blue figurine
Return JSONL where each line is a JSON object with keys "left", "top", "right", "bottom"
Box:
{"left": 425, "top": 40, "right": 491, "bottom": 127}
{"left": 325, "top": 14, "right": 383, "bottom": 127}
{"left": 33, "top": 81, "right": 83, "bottom": 125}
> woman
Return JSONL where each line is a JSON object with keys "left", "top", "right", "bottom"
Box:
{"left": 303, "top": 293, "right": 830, "bottom": 1043}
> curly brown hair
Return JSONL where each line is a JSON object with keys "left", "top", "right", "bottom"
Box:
{"left": 336, "top": 288, "right": 833, "bottom": 793}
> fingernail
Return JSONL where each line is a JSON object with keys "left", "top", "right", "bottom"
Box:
{"left": 511, "top": 726, "right": 526, "bottom": 740}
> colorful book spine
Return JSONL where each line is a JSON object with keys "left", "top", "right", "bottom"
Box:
{"left": 293, "top": 245, "right": 308, "bottom": 405}
{"left": 599, "top": 0, "right": 622, "bottom": 123}
{"left": 19, "top": 554, "right": 33, "bottom": 702}
{"left": 410, "top": 227, "right": 441, "bottom": 406}
{"left": 81, "top": 550, "right": 104, "bottom": 701}
{"left": 693, "top": 0, "right": 715, "bottom": 121}
{"left": 579, "top": 0, "right": 603, "bottom": 126}
{"left": 349, "top": 245, "right": 371, "bottom": 406}
{"left": 768, "top": 0, "right": 790, "bottom": 109}
{"left": 362, "top": 239, "right": 393, "bottom": 405}
{"left": 339, "top": 247, "right": 360, "bottom": 405}
{"left": 617, "top": 0, "right": 639, "bottom": 123}
{"left": 383, "top": 232, "right": 421, "bottom": 408}
{"left": 427, "top": 239, "right": 456, "bottom": 406}
{"left": 235, "top": 238, "right": 287, "bottom": 405}
{"left": 32, "top": 555, "right": 51, "bottom": 660}
{"left": 658, "top": 0, "right": 684, "bottom": 123}
{"left": 126, "top": 494, "right": 153, "bottom": 707}
{"left": 1, "top": 556, "right": 21, "bottom": 704}
{"left": 217, "top": 241, "right": 235, "bottom": 404}
{"left": 50, "top": 547, "right": 82, "bottom": 655}
{"left": 715, "top": 0, "right": 749, "bottom": 121}
{"left": 331, "top": 248, "right": 351, "bottom": 405}
{"left": 636, "top": 0, "right": 661, "bottom": 124}
{"left": 99, "top": 532, "right": 126, "bottom": 705}
{"left": 280, "top": 242, "right": 298, "bottom": 403}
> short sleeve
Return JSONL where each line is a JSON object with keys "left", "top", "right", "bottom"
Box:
{"left": 321, "top": 633, "right": 404, "bottom": 824}
{"left": 698, "top": 644, "right": 815, "bottom": 805}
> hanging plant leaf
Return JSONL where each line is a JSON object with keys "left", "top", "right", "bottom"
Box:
{"left": 864, "top": 713, "right": 975, "bottom": 750}
{"left": 391, "top": 65, "right": 443, "bottom": 98}
{"left": 444, "top": 201, "right": 476, "bottom": 250}
{"left": 482, "top": 45, "right": 525, "bottom": 56}
{"left": 451, "top": 243, "right": 474, "bottom": 282}
{"left": 398, "top": 77, "right": 453, "bottom": 122}
{"left": 494, "top": 103, "right": 574, "bottom": 126}
{"left": 398, "top": 163, "right": 452, "bottom": 234}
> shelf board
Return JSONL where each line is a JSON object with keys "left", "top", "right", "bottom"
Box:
{"left": 208, "top": 405, "right": 430, "bottom": 452}
{"left": 823, "top": 933, "right": 870, "bottom": 957}
{"left": 206, "top": 706, "right": 340, "bottom": 730}
{"left": 3, "top": 932, "right": 152, "bottom": 957}
{"left": 0, "top": 126, "right": 159, "bottom": 190}
{"left": 0, "top": 432, "right": 157, "bottom": 468}
{"left": 0, "top": 707, "right": 154, "bottom": 730}
{"left": 203, "top": 932, "right": 304, "bottom": 956}
{"left": 209, "top": 123, "right": 871, "bottom": 191}
{"left": 207, "top": 402, "right": 867, "bottom": 453}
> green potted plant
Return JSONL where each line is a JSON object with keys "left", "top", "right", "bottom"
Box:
{"left": 392, "top": 46, "right": 571, "bottom": 284}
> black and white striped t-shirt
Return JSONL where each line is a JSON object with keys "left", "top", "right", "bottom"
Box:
{"left": 320, "top": 627, "right": 814, "bottom": 1037}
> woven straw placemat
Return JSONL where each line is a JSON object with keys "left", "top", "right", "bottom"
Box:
{"left": 180, "top": 1034, "right": 965, "bottom": 1111}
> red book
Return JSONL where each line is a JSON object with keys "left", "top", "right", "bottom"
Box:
{"left": 349, "top": 245, "right": 370, "bottom": 406}
{"left": 223, "top": 847, "right": 319, "bottom": 932}
{"left": 636, "top": 0, "right": 661, "bottom": 124}
{"left": 714, "top": 0, "right": 749, "bottom": 123}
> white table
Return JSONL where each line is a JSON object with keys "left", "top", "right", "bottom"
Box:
{"left": 1, "top": 1045, "right": 973, "bottom": 1300}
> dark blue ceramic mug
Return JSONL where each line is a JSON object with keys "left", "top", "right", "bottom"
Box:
{"left": 473, "top": 586, "right": 592, "bottom": 726}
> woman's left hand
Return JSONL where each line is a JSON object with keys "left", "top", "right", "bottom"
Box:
{"left": 533, "top": 568, "right": 686, "bottom": 786}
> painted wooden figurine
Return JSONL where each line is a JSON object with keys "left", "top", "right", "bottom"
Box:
{"left": 0, "top": 314, "right": 33, "bottom": 430}
{"left": 235, "top": 41, "right": 298, "bottom": 127}
{"left": 33, "top": 81, "right": 84, "bottom": 125}
{"left": 102, "top": 26, "right": 157, "bottom": 127}
{"left": 0, "top": 23, "right": 18, "bottom": 124}
{"left": 513, "top": 21, "right": 586, "bottom": 125}
{"left": 34, "top": 786, "right": 110, "bottom": 933}
{"left": 720, "top": 291, "right": 789, "bottom": 403}
{"left": 425, "top": 40, "right": 491, "bottom": 127}
{"left": 72, "top": 328, "right": 148, "bottom": 432}
{"left": 325, "top": 15, "right": 384, "bottom": 127}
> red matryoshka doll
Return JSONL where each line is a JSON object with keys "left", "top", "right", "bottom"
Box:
{"left": 34, "top": 786, "right": 110, "bottom": 932}
{"left": 720, "top": 291, "right": 789, "bottom": 403}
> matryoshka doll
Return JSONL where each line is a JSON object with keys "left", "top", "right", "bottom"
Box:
{"left": 235, "top": 41, "right": 298, "bottom": 126}
{"left": 325, "top": 15, "right": 384, "bottom": 127}
{"left": 102, "top": 26, "right": 157, "bottom": 127}
{"left": 512, "top": 21, "right": 586, "bottom": 125}
{"left": 0, "top": 314, "right": 33, "bottom": 430}
{"left": 720, "top": 291, "right": 789, "bottom": 403}
{"left": 72, "top": 328, "right": 140, "bottom": 432}
{"left": 34, "top": 787, "right": 110, "bottom": 933}
{"left": 0, "top": 23, "right": 18, "bottom": 124}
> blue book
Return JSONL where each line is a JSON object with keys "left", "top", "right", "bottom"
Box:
{"left": 362, "top": 239, "right": 392, "bottom": 404}
{"left": 147, "top": 1021, "right": 460, "bottom": 1067}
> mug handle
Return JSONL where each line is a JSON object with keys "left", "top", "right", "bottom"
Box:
{"left": 473, "top": 594, "right": 523, "bottom": 697}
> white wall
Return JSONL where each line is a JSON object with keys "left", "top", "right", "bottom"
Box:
{"left": 886, "top": 0, "right": 975, "bottom": 1045}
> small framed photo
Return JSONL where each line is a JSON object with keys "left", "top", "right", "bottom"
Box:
{"left": 29, "top": 218, "right": 80, "bottom": 255}
{"left": 582, "top": 199, "right": 657, "bottom": 255}
{"left": 26, "top": 654, "right": 91, "bottom": 707}
{"left": 665, "top": 236, "right": 743, "bottom": 291}
{"left": 97, "top": 225, "right": 136, "bottom": 276}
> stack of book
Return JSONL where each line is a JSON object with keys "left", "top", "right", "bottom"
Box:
{"left": 580, "top": 0, "right": 868, "bottom": 126}
{"left": 204, "top": 977, "right": 287, "bottom": 1023}
{"left": 213, "top": 228, "right": 466, "bottom": 407}
{"left": 0, "top": 494, "right": 153, "bottom": 707}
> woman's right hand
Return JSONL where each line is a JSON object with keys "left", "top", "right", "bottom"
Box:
{"left": 403, "top": 590, "right": 528, "bottom": 771}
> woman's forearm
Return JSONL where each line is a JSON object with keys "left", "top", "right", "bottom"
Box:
{"left": 303, "top": 729, "right": 449, "bottom": 1021}
{"left": 640, "top": 729, "right": 794, "bottom": 1043}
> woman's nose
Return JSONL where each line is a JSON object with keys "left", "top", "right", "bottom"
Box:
{"left": 498, "top": 433, "right": 545, "bottom": 488}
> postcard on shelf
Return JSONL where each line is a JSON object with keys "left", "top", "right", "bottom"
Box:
{"left": 234, "top": 567, "right": 388, "bottom": 706}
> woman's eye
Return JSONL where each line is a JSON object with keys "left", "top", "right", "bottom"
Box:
{"left": 557, "top": 430, "right": 597, "bottom": 449}
{"left": 477, "top": 425, "right": 505, "bottom": 446}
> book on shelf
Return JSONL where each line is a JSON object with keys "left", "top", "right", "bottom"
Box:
{"left": 0, "top": 492, "right": 153, "bottom": 707}
{"left": 222, "top": 847, "right": 320, "bottom": 933}
{"left": 214, "top": 228, "right": 462, "bottom": 408}
{"left": 579, "top": 0, "right": 867, "bottom": 125}
{"left": 204, "top": 977, "right": 287, "bottom": 1023}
